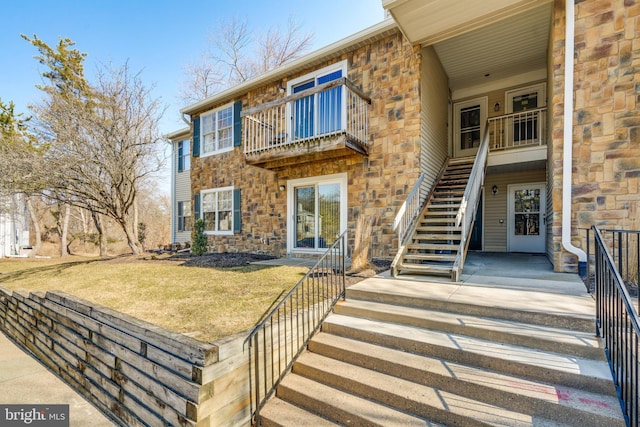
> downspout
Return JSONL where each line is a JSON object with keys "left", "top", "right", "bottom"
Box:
{"left": 562, "top": 0, "right": 587, "bottom": 269}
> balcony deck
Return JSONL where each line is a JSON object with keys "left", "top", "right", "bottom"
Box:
{"left": 242, "top": 77, "right": 370, "bottom": 170}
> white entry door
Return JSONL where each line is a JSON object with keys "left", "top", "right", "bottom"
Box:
{"left": 453, "top": 97, "right": 487, "bottom": 158}
{"left": 508, "top": 183, "right": 546, "bottom": 253}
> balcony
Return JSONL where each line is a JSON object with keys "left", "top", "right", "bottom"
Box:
{"left": 488, "top": 107, "right": 547, "bottom": 151}
{"left": 486, "top": 107, "right": 547, "bottom": 168}
{"left": 242, "top": 78, "right": 371, "bottom": 169}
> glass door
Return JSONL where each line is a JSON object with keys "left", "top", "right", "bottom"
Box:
{"left": 293, "top": 183, "right": 341, "bottom": 250}
{"left": 508, "top": 183, "right": 546, "bottom": 253}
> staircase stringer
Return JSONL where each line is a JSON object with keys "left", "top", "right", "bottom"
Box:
{"left": 391, "top": 158, "right": 455, "bottom": 277}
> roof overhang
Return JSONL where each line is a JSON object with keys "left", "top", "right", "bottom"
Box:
{"left": 382, "top": 0, "right": 551, "bottom": 46}
{"left": 164, "top": 127, "right": 190, "bottom": 141}
{"left": 181, "top": 19, "right": 398, "bottom": 116}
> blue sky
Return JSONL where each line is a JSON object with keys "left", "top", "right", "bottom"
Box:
{"left": 1, "top": 0, "right": 386, "bottom": 136}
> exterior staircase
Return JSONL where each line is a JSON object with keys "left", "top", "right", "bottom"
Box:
{"left": 392, "top": 156, "right": 476, "bottom": 279}
{"left": 259, "top": 277, "right": 624, "bottom": 426}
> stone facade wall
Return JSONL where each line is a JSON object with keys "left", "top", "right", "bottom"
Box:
{"left": 549, "top": 0, "right": 639, "bottom": 272}
{"left": 190, "top": 30, "right": 422, "bottom": 258}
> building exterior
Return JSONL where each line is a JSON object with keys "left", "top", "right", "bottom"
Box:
{"left": 171, "top": 0, "right": 639, "bottom": 273}
{"left": 0, "top": 193, "right": 30, "bottom": 258}
{"left": 166, "top": 127, "right": 193, "bottom": 247}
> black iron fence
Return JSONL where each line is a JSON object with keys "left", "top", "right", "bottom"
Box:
{"left": 593, "top": 226, "right": 639, "bottom": 426}
{"left": 584, "top": 228, "right": 640, "bottom": 300}
{"left": 247, "top": 231, "right": 347, "bottom": 425}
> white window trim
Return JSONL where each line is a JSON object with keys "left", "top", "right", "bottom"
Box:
{"left": 200, "top": 103, "right": 234, "bottom": 158}
{"left": 505, "top": 83, "right": 547, "bottom": 113}
{"left": 286, "top": 61, "right": 348, "bottom": 140}
{"left": 286, "top": 173, "right": 348, "bottom": 254}
{"left": 177, "top": 139, "right": 190, "bottom": 172}
{"left": 201, "top": 186, "right": 234, "bottom": 236}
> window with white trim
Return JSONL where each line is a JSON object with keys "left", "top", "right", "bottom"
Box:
{"left": 201, "top": 104, "right": 234, "bottom": 156}
{"left": 177, "top": 201, "right": 191, "bottom": 232}
{"left": 287, "top": 61, "right": 347, "bottom": 140}
{"left": 177, "top": 139, "right": 190, "bottom": 172}
{"left": 201, "top": 187, "right": 233, "bottom": 234}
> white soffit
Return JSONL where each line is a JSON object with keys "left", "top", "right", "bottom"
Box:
{"left": 434, "top": 3, "right": 552, "bottom": 93}
{"left": 383, "top": 0, "right": 551, "bottom": 46}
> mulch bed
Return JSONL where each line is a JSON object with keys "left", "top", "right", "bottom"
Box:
{"left": 172, "top": 252, "right": 392, "bottom": 286}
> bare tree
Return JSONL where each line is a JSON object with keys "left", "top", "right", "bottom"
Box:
{"left": 25, "top": 35, "right": 166, "bottom": 255}
{"left": 180, "top": 15, "right": 313, "bottom": 103}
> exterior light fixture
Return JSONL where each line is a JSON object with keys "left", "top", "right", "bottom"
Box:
{"left": 492, "top": 185, "right": 498, "bottom": 196}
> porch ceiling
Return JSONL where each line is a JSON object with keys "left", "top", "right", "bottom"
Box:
{"left": 384, "top": 0, "right": 552, "bottom": 93}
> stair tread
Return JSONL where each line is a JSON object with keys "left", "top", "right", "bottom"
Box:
{"left": 323, "top": 313, "right": 614, "bottom": 394}
{"left": 260, "top": 397, "right": 339, "bottom": 426}
{"left": 307, "top": 334, "right": 624, "bottom": 425}
{"left": 403, "top": 253, "right": 457, "bottom": 262}
{"left": 334, "top": 299, "right": 603, "bottom": 358}
{"left": 294, "top": 352, "right": 563, "bottom": 427}
{"left": 407, "top": 243, "right": 459, "bottom": 250}
{"left": 278, "top": 374, "right": 428, "bottom": 426}
{"left": 346, "top": 278, "right": 596, "bottom": 330}
{"left": 396, "top": 263, "right": 453, "bottom": 273}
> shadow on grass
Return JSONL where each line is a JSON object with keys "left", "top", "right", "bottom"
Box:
{"left": 0, "top": 256, "right": 125, "bottom": 284}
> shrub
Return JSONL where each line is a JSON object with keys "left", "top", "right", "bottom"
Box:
{"left": 191, "top": 218, "right": 208, "bottom": 256}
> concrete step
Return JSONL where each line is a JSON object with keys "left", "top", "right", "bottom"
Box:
{"left": 276, "top": 373, "right": 429, "bottom": 426}
{"left": 333, "top": 299, "right": 604, "bottom": 359}
{"left": 346, "top": 278, "right": 596, "bottom": 332}
{"left": 293, "top": 352, "right": 564, "bottom": 427}
{"left": 260, "top": 397, "right": 339, "bottom": 427}
{"left": 322, "top": 313, "right": 615, "bottom": 396}
{"left": 308, "top": 333, "right": 624, "bottom": 427}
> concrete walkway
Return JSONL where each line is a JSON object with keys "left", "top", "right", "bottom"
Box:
{"left": 0, "top": 332, "right": 115, "bottom": 426}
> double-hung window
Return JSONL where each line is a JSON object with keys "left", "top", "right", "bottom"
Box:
{"left": 177, "top": 139, "right": 190, "bottom": 172}
{"left": 177, "top": 201, "right": 191, "bottom": 232}
{"left": 201, "top": 104, "right": 234, "bottom": 156}
{"left": 201, "top": 187, "right": 234, "bottom": 234}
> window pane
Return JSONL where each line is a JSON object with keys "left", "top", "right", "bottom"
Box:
{"left": 202, "top": 113, "right": 214, "bottom": 134}
{"left": 218, "top": 210, "right": 231, "bottom": 231}
{"left": 318, "top": 183, "right": 340, "bottom": 248}
{"left": 295, "top": 186, "right": 316, "bottom": 248}
{"left": 218, "top": 127, "right": 232, "bottom": 149}
{"left": 203, "top": 134, "right": 215, "bottom": 153}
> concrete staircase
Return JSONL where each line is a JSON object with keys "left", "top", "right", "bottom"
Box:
{"left": 392, "top": 157, "right": 476, "bottom": 279}
{"left": 259, "top": 277, "right": 624, "bottom": 426}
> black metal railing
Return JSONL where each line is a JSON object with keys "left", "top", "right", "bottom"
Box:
{"left": 584, "top": 228, "right": 640, "bottom": 303}
{"left": 247, "top": 231, "right": 347, "bottom": 425}
{"left": 593, "top": 225, "right": 639, "bottom": 426}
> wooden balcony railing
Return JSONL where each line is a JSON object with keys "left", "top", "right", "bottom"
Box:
{"left": 242, "top": 78, "right": 371, "bottom": 161}
{"left": 487, "top": 107, "right": 547, "bottom": 151}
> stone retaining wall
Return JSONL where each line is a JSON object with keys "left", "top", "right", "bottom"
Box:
{"left": 0, "top": 286, "right": 252, "bottom": 427}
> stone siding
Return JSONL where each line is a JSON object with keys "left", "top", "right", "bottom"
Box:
{"left": 190, "top": 30, "right": 422, "bottom": 258}
{"left": 549, "top": 0, "right": 639, "bottom": 272}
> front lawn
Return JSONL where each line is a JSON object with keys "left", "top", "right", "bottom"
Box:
{"left": 0, "top": 255, "right": 308, "bottom": 342}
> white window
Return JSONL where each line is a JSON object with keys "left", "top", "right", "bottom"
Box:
{"left": 201, "top": 187, "right": 233, "bottom": 234}
{"left": 201, "top": 104, "right": 234, "bottom": 156}
{"left": 287, "top": 61, "right": 347, "bottom": 140}
{"left": 177, "top": 201, "right": 191, "bottom": 232}
{"left": 177, "top": 140, "right": 190, "bottom": 172}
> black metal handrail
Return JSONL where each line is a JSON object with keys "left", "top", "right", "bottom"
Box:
{"left": 593, "top": 225, "right": 639, "bottom": 426}
{"left": 247, "top": 231, "right": 347, "bottom": 425}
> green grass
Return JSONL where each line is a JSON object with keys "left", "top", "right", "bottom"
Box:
{"left": 0, "top": 256, "right": 308, "bottom": 342}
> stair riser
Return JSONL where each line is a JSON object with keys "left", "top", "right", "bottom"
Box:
{"left": 277, "top": 384, "right": 384, "bottom": 427}
{"left": 307, "top": 339, "right": 622, "bottom": 427}
{"left": 293, "top": 362, "right": 487, "bottom": 427}
{"left": 321, "top": 321, "right": 614, "bottom": 395}
{"left": 345, "top": 288, "right": 595, "bottom": 333}
{"left": 333, "top": 304, "right": 604, "bottom": 360}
